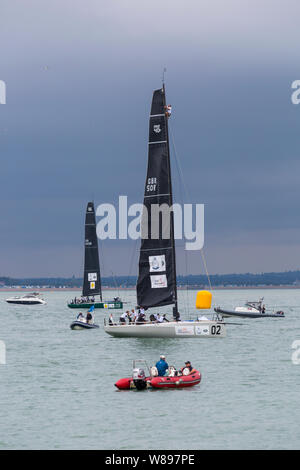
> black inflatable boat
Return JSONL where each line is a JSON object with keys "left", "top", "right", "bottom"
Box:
{"left": 70, "top": 320, "right": 99, "bottom": 330}
{"left": 214, "top": 307, "right": 285, "bottom": 319}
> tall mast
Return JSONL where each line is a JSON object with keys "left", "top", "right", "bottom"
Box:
{"left": 162, "top": 83, "right": 178, "bottom": 318}
{"left": 136, "top": 85, "right": 178, "bottom": 312}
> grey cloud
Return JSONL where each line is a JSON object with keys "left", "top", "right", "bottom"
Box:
{"left": 1, "top": 1, "right": 300, "bottom": 276}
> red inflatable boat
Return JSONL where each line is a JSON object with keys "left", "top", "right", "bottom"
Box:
{"left": 115, "top": 360, "right": 201, "bottom": 390}
{"left": 150, "top": 371, "right": 201, "bottom": 389}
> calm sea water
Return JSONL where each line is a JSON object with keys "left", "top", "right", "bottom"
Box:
{"left": 0, "top": 288, "right": 299, "bottom": 450}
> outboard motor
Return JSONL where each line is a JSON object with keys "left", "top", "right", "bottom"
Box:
{"left": 132, "top": 367, "right": 147, "bottom": 390}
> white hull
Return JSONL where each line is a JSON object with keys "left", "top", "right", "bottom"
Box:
{"left": 221, "top": 307, "right": 260, "bottom": 318}
{"left": 71, "top": 324, "right": 86, "bottom": 330}
{"left": 6, "top": 298, "right": 46, "bottom": 305}
{"left": 104, "top": 320, "right": 226, "bottom": 338}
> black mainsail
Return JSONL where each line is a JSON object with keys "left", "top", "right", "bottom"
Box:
{"left": 82, "top": 201, "right": 102, "bottom": 299}
{"left": 136, "top": 85, "right": 178, "bottom": 316}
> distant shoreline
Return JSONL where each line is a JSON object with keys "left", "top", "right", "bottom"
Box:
{"left": 1, "top": 286, "right": 300, "bottom": 292}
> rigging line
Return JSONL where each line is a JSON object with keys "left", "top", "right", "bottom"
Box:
{"left": 126, "top": 237, "right": 139, "bottom": 289}
{"left": 97, "top": 238, "right": 107, "bottom": 292}
{"left": 97, "top": 234, "right": 112, "bottom": 294}
{"left": 169, "top": 123, "right": 190, "bottom": 315}
{"left": 169, "top": 124, "right": 191, "bottom": 204}
{"left": 110, "top": 270, "right": 120, "bottom": 298}
{"left": 200, "top": 249, "right": 213, "bottom": 293}
{"left": 169, "top": 122, "right": 213, "bottom": 295}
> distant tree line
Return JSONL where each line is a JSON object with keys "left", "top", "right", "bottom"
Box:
{"left": 1, "top": 270, "right": 300, "bottom": 288}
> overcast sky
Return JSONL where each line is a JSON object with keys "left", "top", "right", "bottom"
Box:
{"left": 0, "top": 0, "right": 300, "bottom": 277}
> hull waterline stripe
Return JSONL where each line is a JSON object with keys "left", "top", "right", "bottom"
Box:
{"left": 155, "top": 379, "right": 200, "bottom": 386}
{"left": 144, "top": 193, "right": 170, "bottom": 198}
{"left": 140, "top": 247, "right": 172, "bottom": 251}
{"left": 148, "top": 141, "right": 167, "bottom": 145}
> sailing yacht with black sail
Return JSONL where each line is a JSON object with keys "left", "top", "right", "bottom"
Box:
{"left": 104, "top": 84, "right": 225, "bottom": 338}
{"left": 68, "top": 202, "right": 123, "bottom": 310}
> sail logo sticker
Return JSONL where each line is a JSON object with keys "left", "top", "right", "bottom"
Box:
{"left": 153, "top": 124, "right": 161, "bottom": 133}
{"left": 149, "top": 255, "right": 166, "bottom": 272}
{"left": 88, "top": 273, "right": 97, "bottom": 281}
{"left": 175, "top": 326, "right": 194, "bottom": 336}
{"left": 195, "top": 325, "right": 210, "bottom": 335}
{"left": 150, "top": 274, "right": 167, "bottom": 288}
{"left": 90, "top": 282, "right": 96, "bottom": 289}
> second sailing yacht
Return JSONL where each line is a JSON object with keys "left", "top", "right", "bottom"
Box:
{"left": 68, "top": 202, "right": 123, "bottom": 310}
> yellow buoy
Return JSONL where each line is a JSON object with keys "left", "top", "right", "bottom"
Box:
{"left": 195, "top": 290, "right": 212, "bottom": 309}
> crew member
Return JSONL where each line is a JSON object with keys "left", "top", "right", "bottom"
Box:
{"left": 164, "top": 104, "right": 172, "bottom": 118}
{"left": 119, "top": 311, "right": 129, "bottom": 324}
{"left": 156, "top": 314, "right": 164, "bottom": 323}
{"left": 155, "top": 355, "right": 169, "bottom": 376}
{"left": 181, "top": 361, "right": 196, "bottom": 375}
{"left": 86, "top": 311, "right": 93, "bottom": 324}
{"left": 77, "top": 312, "right": 84, "bottom": 321}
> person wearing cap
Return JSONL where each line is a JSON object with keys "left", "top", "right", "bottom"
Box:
{"left": 155, "top": 355, "right": 169, "bottom": 376}
{"left": 181, "top": 361, "right": 196, "bottom": 375}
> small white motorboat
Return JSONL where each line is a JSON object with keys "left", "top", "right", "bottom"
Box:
{"left": 6, "top": 292, "right": 46, "bottom": 305}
